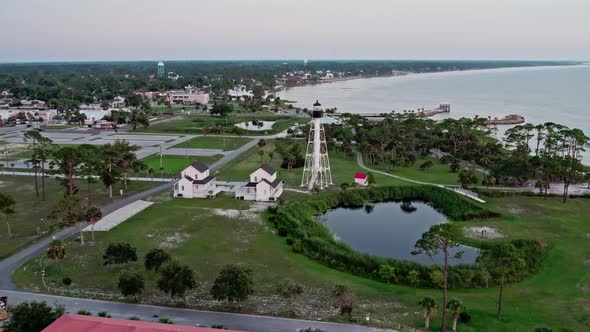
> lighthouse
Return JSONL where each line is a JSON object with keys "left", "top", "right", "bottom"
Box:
{"left": 301, "top": 100, "right": 332, "bottom": 190}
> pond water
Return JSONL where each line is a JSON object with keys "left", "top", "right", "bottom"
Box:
{"left": 234, "top": 120, "right": 275, "bottom": 131}
{"left": 321, "top": 201, "right": 479, "bottom": 265}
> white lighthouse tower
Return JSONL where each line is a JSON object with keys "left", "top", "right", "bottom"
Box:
{"left": 301, "top": 100, "right": 332, "bottom": 190}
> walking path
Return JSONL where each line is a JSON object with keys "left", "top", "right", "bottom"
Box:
{"left": 83, "top": 200, "right": 154, "bottom": 232}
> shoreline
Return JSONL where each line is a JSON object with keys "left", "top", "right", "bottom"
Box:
{"left": 280, "top": 63, "right": 587, "bottom": 90}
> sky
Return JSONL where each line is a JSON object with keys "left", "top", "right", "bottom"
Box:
{"left": 1, "top": 0, "right": 589, "bottom": 62}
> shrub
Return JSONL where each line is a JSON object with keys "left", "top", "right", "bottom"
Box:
{"left": 62, "top": 277, "right": 72, "bottom": 286}
{"left": 211, "top": 324, "right": 225, "bottom": 329}
{"left": 285, "top": 238, "right": 294, "bottom": 245}
{"left": 158, "top": 260, "right": 197, "bottom": 297}
{"left": 97, "top": 311, "right": 111, "bottom": 318}
{"left": 159, "top": 318, "right": 173, "bottom": 324}
{"left": 278, "top": 226, "right": 288, "bottom": 236}
{"left": 118, "top": 271, "right": 145, "bottom": 299}
{"left": 77, "top": 310, "right": 91, "bottom": 316}
{"left": 1, "top": 301, "right": 63, "bottom": 332}
{"left": 128, "top": 316, "right": 140, "bottom": 320}
{"left": 103, "top": 242, "right": 137, "bottom": 265}
{"left": 459, "top": 310, "right": 471, "bottom": 323}
{"left": 144, "top": 248, "right": 171, "bottom": 272}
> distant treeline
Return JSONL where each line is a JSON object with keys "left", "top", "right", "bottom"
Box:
{"left": 0, "top": 60, "right": 578, "bottom": 106}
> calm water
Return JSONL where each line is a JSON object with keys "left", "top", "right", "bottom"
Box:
{"left": 278, "top": 65, "right": 590, "bottom": 160}
{"left": 321, "top": 201, "right": 479, "bottom": 265}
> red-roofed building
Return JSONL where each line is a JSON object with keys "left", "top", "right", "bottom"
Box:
{"left": 354, "top": 173, "right": 368, "bottom": 186}
{"left": 43, "top": 314, "right": 243, "bottom": 332}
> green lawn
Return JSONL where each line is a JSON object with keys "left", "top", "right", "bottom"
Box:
{"left": 370, "top": 156, "right": 462, "bottom": 185}
{"left": 141, "top": 154, "right": 223, "bottom": 177}
{"left": 138, "top": 114, "right": 309, "bottom": 136}
{"left": 1, "top": 144, "right": 79, "bottom": 161}
{"left": 172, "top": 137, "right": 252, "bottom": 151}
{"left": 215, "top": 142, "right": 406, "bottom": 187}
{"left": 13, "top": 194, "right": 590, "bottom": 331}
{"left": 0, "top": 175, "right": 159, "bottom": 260}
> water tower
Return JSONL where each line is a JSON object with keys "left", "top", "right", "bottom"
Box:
{"left": 301, "top": 100, "right": 332, "bottom": 190}
{"left": 157, "top": 61, "right": 165, "bottom": 78}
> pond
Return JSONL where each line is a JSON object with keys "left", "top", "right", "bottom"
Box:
{"left": 321, "top": 201, "right": 479, "bottom": 265}
{"left": 234, "top": 120, "right": 275, "bottom": 131}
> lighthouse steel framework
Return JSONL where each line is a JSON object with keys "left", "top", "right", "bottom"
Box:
{"left": 301, "top": 100, "right": 332, "bottom": 190}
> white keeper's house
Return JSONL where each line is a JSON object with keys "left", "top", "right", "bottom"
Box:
{"left": 236, "top": 163, "right": 284, "bottom": 201}
{"left": 174, "top": 160, "right": 217, "bottom": 198}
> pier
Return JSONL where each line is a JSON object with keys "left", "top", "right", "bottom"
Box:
{"left": 332, "top": 103, "right": 451, "bottom": 119}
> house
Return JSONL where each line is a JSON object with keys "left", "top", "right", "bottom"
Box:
{"left": 236, "top": 163, "right": 283, "bottom": 201}
{"left": 174, "top": 161, "right": 217, "bottom": 198}
{"left": 354, "top": 173, "right": 368, "bottom": 186}
{"left": 43, "top": 313, "right": 242, "bottom": 332}
{"left": 167, "top": 89, "right": 210, "bottom": 105}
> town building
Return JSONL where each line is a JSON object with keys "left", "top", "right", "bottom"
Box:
{"left": 168, "top": 89, "right": 210, "bottom": 105}
{"left": 43, "top": 314, "right": 242, "bottom": 332}
{"left": 174, "top": 161, "right": 217, "bottom": 198}
{"left": 354, "top": 173, "right": 368, "bottom": 186}
{"left": 236, "top": 163, "right": 283, "bottom": 202}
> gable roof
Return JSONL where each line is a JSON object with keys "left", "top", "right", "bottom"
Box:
{"left": 43, "top": 314, "right": 242, "bottom": 332}
{"left": 188, "top": 160, "right": 209, "bottom": 173}
{"left": 257, "top": 163, "right": 276, "bottom": 176}
{"left": 263, "top": 178, "right": 283, "bottom": 188}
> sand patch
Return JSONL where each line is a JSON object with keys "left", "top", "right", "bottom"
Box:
{"left": 464, "top": 226, "right": 504, "bottom": 239}
{"left": 159, "top": 232, "right": 190, "bottom": 249}
{"left": 210, "top": 203, "right": 272, "bottom": 223}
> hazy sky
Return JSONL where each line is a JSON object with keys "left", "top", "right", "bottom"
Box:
{"left": 1, "top": 0, "right": 588, "bottom": 62}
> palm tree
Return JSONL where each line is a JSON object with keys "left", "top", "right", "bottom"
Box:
{"left": 257, "top": 149, "right": 265, "bottom": 161}
{"left": 419, "top": 296, "right": 438, "bottom": 331}
{"left": 0, "top": 193, "right": 16, "bottom": 239}
{"left": 534, "top": 180, "right": 546, "bottom": 195}
{"left": 446, "top": 299, "right": 465, "bottom": 332}
{"left": 84, "top": 206, "right": 102, "bottom": 242}
{"left": 10, "top": 163, "right": 15, "bottom": 176}
{"left": 46, "top": 240, "right": 66, "bottom": 272}
{"left": 148, "top": 168, "right": 154, "bottom": 182}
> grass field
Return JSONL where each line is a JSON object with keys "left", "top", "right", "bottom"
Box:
{"left": 370, "top": 156, "right": 461, "bottom": 185}
{"left": 215, "top": 143, "right": 406, "bottom": 187}
{"left": 0, "top": 144, "right": 79, "bottom": 161}
{"left": 13, "top": 193, "right": 590, "bottom": 331}
{"left": 141, "top": 154, "right": 223, "bottom": 176}
{"left": 172, "top": 137, "right": 252, "bottom": 151}
{"left": 0, "top": 175, "right": 159, "bottom": 260}
{"left": 138, "top": 114, "right": 308, "bottom": 136}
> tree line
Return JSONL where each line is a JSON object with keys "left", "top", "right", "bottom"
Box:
{"left": 326, "top": 114, "right": 589, "bottom": 201}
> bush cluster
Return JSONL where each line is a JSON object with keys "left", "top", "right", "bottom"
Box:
{"left": 269, "top": 186, "right": 546, "bottom": 289}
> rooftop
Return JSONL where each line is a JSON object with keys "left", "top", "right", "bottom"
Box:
{"left": 43, "top": 314, "right": 242, "bottom": 332}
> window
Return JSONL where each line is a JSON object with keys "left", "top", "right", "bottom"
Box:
{"left": 254, "top": 176, "right": 257, "bottom": 181}
{"left": 181, "top": 186, "right": 184, "bottom": 191}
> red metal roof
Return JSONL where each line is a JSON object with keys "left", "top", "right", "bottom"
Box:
{"left": 43, "top": 314, "right": 243, "bottom": 332}
{"left": 354, "top": 173, "right": 367, "bottom": 179}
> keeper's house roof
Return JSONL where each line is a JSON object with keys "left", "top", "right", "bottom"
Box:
{"left": 257, "top": 163, "right": 276, "bottom": 176}
{"left": 188, "top": 160, "right": 209, "bottom": 173}
{"left": 43, "top": 314, "right": 243, "bottom": 332}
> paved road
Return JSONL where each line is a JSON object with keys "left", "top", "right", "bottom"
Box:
{"left": 1, "top": 290, "right": 396, "bottom": 332}
{"left": 0, "top": 180, "right": 174, "bottom": 291}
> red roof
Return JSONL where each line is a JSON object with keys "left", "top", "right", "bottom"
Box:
{"left": 43, "top": 314, "right": 243, "bottom": 332}
{"left": 354, "top": 173, "right": 367, "bottom": 179}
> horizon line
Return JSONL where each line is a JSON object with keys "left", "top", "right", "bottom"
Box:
{"left": 0, "top": 59, "right": 585, "bottom": 65}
